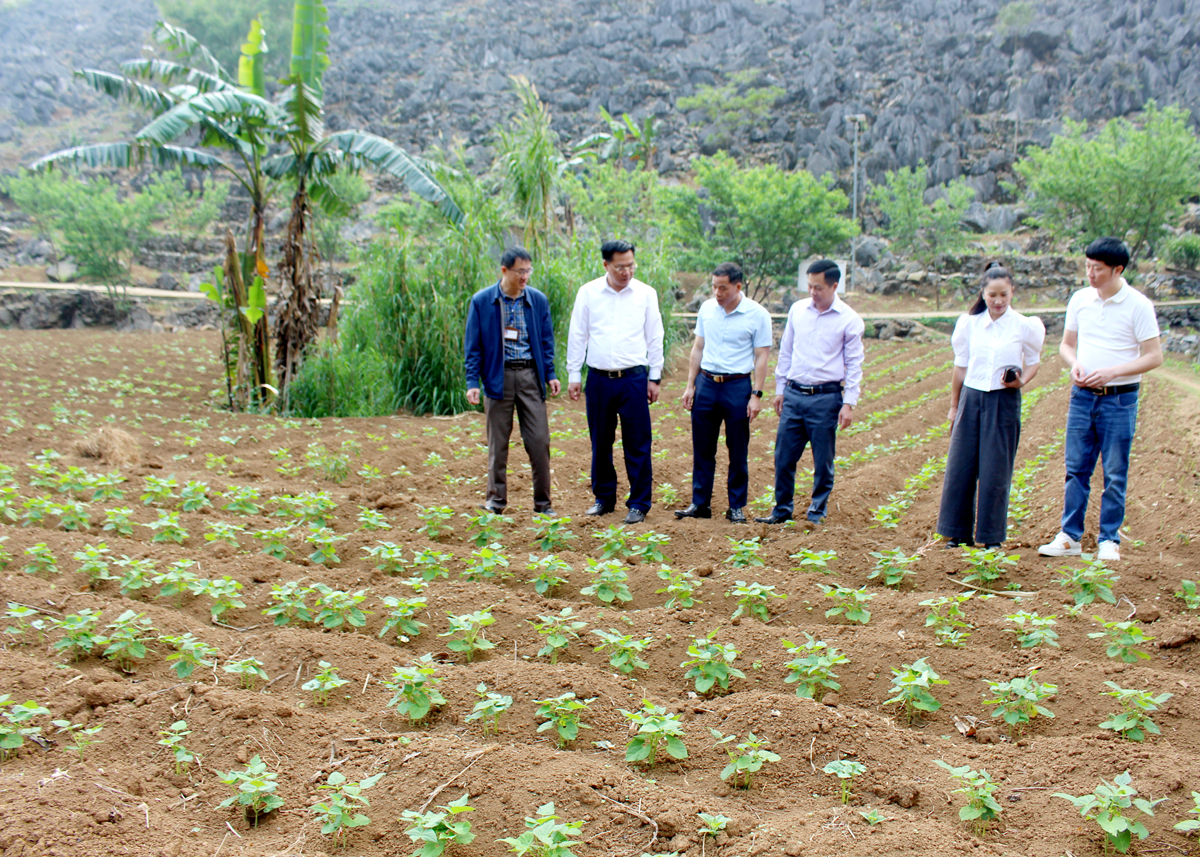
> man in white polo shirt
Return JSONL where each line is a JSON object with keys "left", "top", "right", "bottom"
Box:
{"left": 1039, "top": 237, "right": 1163, "bottom": 562}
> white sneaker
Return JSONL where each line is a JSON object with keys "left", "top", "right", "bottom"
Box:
{"left": 1038, "top": 532, "right": 1082, "bottom": 557}
{"left": 1096, "top": 540, "right": 1121, "bottom": 562}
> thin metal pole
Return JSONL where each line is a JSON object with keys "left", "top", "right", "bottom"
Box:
{"left": 851, "top": 119, "right": 859, "bottom": 294}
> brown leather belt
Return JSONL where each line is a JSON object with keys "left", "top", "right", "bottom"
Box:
{"left": 702, "top": 370, "right": 751, "bottom": 382}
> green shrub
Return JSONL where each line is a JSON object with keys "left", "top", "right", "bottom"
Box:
{"left": 1166, "top": 233, "right": 1200, "bottom": 269}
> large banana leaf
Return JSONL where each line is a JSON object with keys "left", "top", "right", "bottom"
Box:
{"left": 327, "top": 131, "right": 464, "bottom": 225}
{"left": 237, "top": 17, "right": 268, "bottom": 99}
{"left": 137, "top": 90, "right": 279, "bottom": 145}
{"left": 75, "top": 69, "right": 176, "bottom": 113}
{"left": 276, "top": 79, "right": 325, "bottom": 148}
{"left": 31, "top": 142, "right": 224, "bottom": 171}
{"left": 120, "top": 58, "right": 230, "bottom": 93}
{"left": 154, "top": 21, "right": 225, "bottom": 79}
{"left": 290, "top": 0, "right": 330, "bottom": 99}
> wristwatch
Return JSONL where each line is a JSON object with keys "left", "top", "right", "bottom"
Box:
{"left": 752, "top": 390, "right": 763, "bottom": 398}
{"left": 649, "top": 377, "right": 661, "bottom": 384}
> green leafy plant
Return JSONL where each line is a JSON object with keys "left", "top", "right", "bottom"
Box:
{"left": 102, "top": 507, "right": 135, "bottom": 537}
{"left": 1099, "top": 682, "right": 1173, "bottom": 741}
{"left": 532, "top": 607, "right": 588, "bottom": 665}
{"left": 196, "top": 576, "right": 246, "bottom": 621}
{"left": 959, "top": 546, "right": 1018, "bottom": 587}
{"left": 823, "top": 759, "right": 865, "bottom": 804}
{"left": 1003, "top": 611, "right": 1060, "bottom": 648}
{"left": 1089, "top": 618, "right": 1154, "bottom": 663}
{"left": 147, "top": 510, "right": 189, "bottom": 544}
{"left": 50, "top": 608, "right": 106, "bottom": 661}
{"left": 982, "top": 670, "right": 1056, "bottom": 736}
{"left": 379, "top": 595, "right": 428, "bottom": 642}
{"left": 440, "top": 610, "right": 497, "bottom": 662}
{"left": 620, "top": 701, "right": 688, "bottom": 768}
{"left": 204, "top": 520, "right": 244, "bottom": 548}
{"left": 681, "top": 630, "right": 744, "bottom": 694}
{"left": 534, "top": 692, "right": 593, "bottom": 748}
{"left": 1057, "top": 558, "right": 1119, "bottom": 606}
{"left": 820, "top": 583, "right": 874, "bottom": 624}
{"left": 697, "top": 812, "right": 730, "bottom": 838}
{"left": 580, "top": 558, "right": 632, "bottom": 605}
{"left": 792, "top": 548, "right": 837, "bottom": 574}
{"left": 252, "top": 524, "right": 294, "bottom": 560}
{"left": 1176, "top": 792, "right": 1200, "bottom": 836}
{"left": 221, "top": 486, "right": 263, "bottom": 515}
{"left": 153, "top": 560, "right": 200, "bottom": 606}
{"left": 140, "top": 475, "right": 178, "bottom": 506}
{"left": 1055, "top": 771, "right": 1165, "bottom": 854}
{"left": 526, "top": 554, "right": 571, "bottom": 596}
{"left": 782, "top": 634, "right": 848, "bottom": 701}
{"left": 178, "top": 480, "right": 212, "bottom": 512}
{"left": 725, "top": 536, "right": 764, "bottom": 568}
{"left": 655, "top": 566, "right": 700, "bottom": 609}
{"left": 73, "top": 543, "right": 114, "bottom": 588}
{"left": 0, "top": 696, "right": 50, "bottom": 761}
{"left": 401, "top": 792, "right": 475, "bottom": 857}
{"left": 385, "top": 655, "right": 447, "bottom": 723}
{"left": 4, "top": 603, "right": 49, "bottom": 644}
{"left": 162, "top": 633, "right": 219, "bottom": 680}
{"left": 594, "top": 524, "right": 633, "bottom": 560}
{"left": 934, "top": 761, "right": 1003, "bottom": 836}
{"left": 51, "top": 500, "right": 91, "bottom": 532}
{"left": 463, "top": 510, "right": 510, "bottom": 547}
{"left": 356, "top": 506, "right": 390, "bottom": 531}
{"left": 631, "top": 531, "right": 670, "bottom": 564}
{"left": 728, "top": 580, "right": 784, "bottom": 621}
{"left": 312, "top": 584, "right": 371, "bottom": 629}
{"left": 463, "top": 543, "right": 512, "bottom": 581}
{"left": 867, "top": 548, "right": 920, "bottom": 588}
{"left": 529, "top": 514, "right": 575, "bottom": 551}
{"left": 22, "top": 543, "right": 58, "bottom": 576}
{"left": 307, "top": 526, "right": 347, "bottom": 566}
{"left": 1174, "top": 579, "right": 1199, "bottom": 610}
{"left": 465, "top": 684, "right": 513, "bottom": 737}
{"left": 710, "top": 729, "right": 780, "bottom": 789}
{"left": 102, "top": 609, "right": 155, "bottom": 670}
{"left": 157, "top": 720, "right": 197, "bottom": 775}
{"left": 871, "top": 161, "right": 974, "bottom": 282}
{"left": 921, "top": 593, "right": 974, "bottom": 648}
{"left": 498, "top": 801, "right": 583, "bottom": 857}
{"left": 303, "top": 660, "right": 349, "bottom": 706}
{"left": 312, "top": 769, "right": 386, "bottom": 845}
{"left": 263, "top": 580, "right": 314, "bottom": 627}
{"left": 223, "top": 657, "right": 268, "bottom": 689}
{"left": 218, "top": 755, "right": 284, "bottom": 824}
{"left": 417, "top": 505, "right": 455, "bottom": 539}
{"left": 52, "top": 718, "right": 103, "bottom": 760}
{"left": 592, "top": 629, "right": 653, "bottom": 675}
{"left": 410, "top": 547, "right": 453, "bottom": 582}
{"left": 885, "top": 658, "right": 947, "bottom": 724}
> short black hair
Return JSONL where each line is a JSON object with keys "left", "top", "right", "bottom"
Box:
{"left": 1085, "top": 237, "right": 1130, "bottom": 271}
{"left": 712, "top": 261, "right": 744, "bottom": 284}
{"left": 601, "top": 239, "right": 636, "bottom": 261}
{"left": 807, "top": 259, "right": 841, "bottom": 285}
{"left": 501, "top": 246, "right": 532, "bottom": 269}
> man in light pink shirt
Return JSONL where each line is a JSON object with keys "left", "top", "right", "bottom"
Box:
{"left": 757, "top": 259, "right": 864, "bottom": 525}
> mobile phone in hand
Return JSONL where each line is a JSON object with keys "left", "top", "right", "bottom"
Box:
{"left": 1002, "top": 366, "right": 1021, "bottom": 383}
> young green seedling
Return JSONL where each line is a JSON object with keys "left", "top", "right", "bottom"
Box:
{"left": 1177, "top": 580, "right": 1200, "bottom": 610}
{"left": 364, "top": 541, "right": 408, "bottom": 575}
{"left": 102, "top": 609, "right": 156, "bottom": 670}
{"left": 921, "top": 593, "right": 974, "bottom": 648}
{"left": 52, "top": 719, "right": 103, "bottom": 760}
{"left": 203, "top": 521, "right": 244, "bottom": 549}
{"left": 303, "top": 661, "right": 350, "bottom": 706}
{"left": 526, "top": 553, "right": 571, "bottom": 596}
{"left": 631, "top": 530, "right": 670, "bottom": 563}
{"left": 1003, "top": 610, "right": 1060, "bottom": 648}
{"left": 532, "top": 607, "right": 588, "bottom": 665}
{"left": 384, "top": 655, "right": 446, "bottom": 723}
{"left": 223, "top": 657, "right": 268, "bottom": 689}
{"left": 252, "top": 525, "right": 294, "bottom": 560}
{"left": 498, "top": 802, "right": 583, "bottom": 856}
{"left": 465, "top": 683, "right": 513, "bottom": 737}
{"left": 73, "top": 543, "right": 114, "bottom": 588}
{"left": 379, "top": 595, "right": 428, "bottom": 642}
{"left": 140, "top": 475, "right": 177, "bottom": 506}
{"left": 535, "top": 692, "right": 594, "bottom": 748}
{"left": 594, "top": 523, "right": 633, "bottom": 559}
{"left": 50, "top": 608, "right": 107, "bottom": 661}
{"left": 792, "top": 547, "right": 838, "bottom": 574}
{"left": 161, "top": 633, "right": 219, "bottom": 680}
{"left": 681, "top": 629, "right": 745, "bottom": 695}
{"left": 782, "top": 634, "right": 848, "bottom": 701}
{"left": 218, "top": 754, "right": 283, "bottom": 824}
{"left": 311, "top": 584, "right": 371, "bottom": 629}
{"left": 1098, "top": 682, "right": 1173, "bottom": 741}
{"left": 220, "top": 486, "right": 263, "bottom": 515}
{"left": 1176, "top": 792, "right": 1200, "bottom": 837}
{"left": 823, "top": 759, "right": 865, "bottom": 804}
{"left": 697, "top": 812, "right": 731, "bottom": 838}
{"left": 620, "top": 701, "right": 688, "bottom": 768}
{"left": 463, "top": 543, "right": 512, "bottom": 581}
{"left": 1089, "top": 618, "right": 1154, "bottom": 663}
{"left": 157, "top": 720, "right": 197, "bottom": 775}
{"left": 727, "top": 580, "right": 785, "bottom": 621}
{"left": 307, "top": 526, "right": 347, "bottom": 566}
{"left": 22, "top": 543, "right": 58, "bottom": 577}
{"left": 1055, "top": 771, "right": 1165, "bottom": 855}
{"left": 655, "top": 566, "right": 700, "bottom": 609}
{"left": 529, "top": 514, "right": 575, "bottom": 551}
{"left": 959, "top": 546, "right": 1017, "bottom": 587}
{"left": 102, "top": 507, "right": 135, "bottom": 537}
{"left": 725, "top": 536, "right": 764, "bottom": 568}
{"left": 178, "top": 480, "right": 211, "bottom": 512}
{"left": 153, "top": 560, "right": 200, "bottom": 607}
{"left": 356, "top": 506, "right": 390, "bottom": 531}
{"left": 710, "top": 729, "right": 780, "bottom": 789}
{"left": 311, "top": 770, "right": 386, "bottom": 846}
{"left": 4, "top": 603, "right": 49, "bottom": 645}
{"left": 982, "top": 670, "right": 1056, "bottom": 736}
{"left": 462, "top": 509, "right": 510, "bottom": 547}
{"left": 416, "top": 505, "right": 455, "bottom": 539}
{"left": 1057, "top": 558, "right": 1119, "bottom": 605}
{"left": 580, "top": 558, "right": 632, "bottom": 605}
{"left": 592, "top": 629, "right": 653, "bottom": 675}
{"left": 440, "top": 610, "right": 497, "bottom": 662}
{"left": 411, "top": 547, "right": 453, "bottom": 582}
{"left": 0, "top": 697, "right": 50, "bottom": 761}
{"left": 867, "top": 548, "right": 920, "bottom": 588}
{"left": 196, "top": 576, "right": 246, "bottom": 621}
{"left": 934, "top": 761, "right": 1003, "bottom": 836}
{"left": 146, "top": 511, "right": 189, "bottom": 544}
{"left": 885, "top": 657, "right": 947, "bottom": 724}
{"left": 401, "top": 792, "right": 475, "bottom": 857}
{"left": 263, "top": 580, "right": 314, "bottom": 627}
{"left": 820, "top": 583, "right": 873, "bottom": 624}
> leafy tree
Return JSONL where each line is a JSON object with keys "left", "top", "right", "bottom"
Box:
{"left": 1012, "top": 102, "right": 1200, "bottom": 261}
{"left": 871, "top": 161, "right": 975, "bottom": 272}
{"left": 663, "top": 151, "right": 856, "bottom": 300}
{"left": 572, "top": 106, "right": 659, "bottom": 171}
{"left": 561, "top": 167, "right": 661, "bottom": 245}
{"left": 155, "top": 0, "right": 293, "bottom": 77}
{"left": 145, "top": 166, "right": 230, "bottom": 249}
{"left": 495, "top": 75, "right": 565, "bottom": 254}
{"left": 677, "top": 69, "right": 785, "bottom": 141}
{"left": 33, "top": 2, "right": 461, "bottom": 408}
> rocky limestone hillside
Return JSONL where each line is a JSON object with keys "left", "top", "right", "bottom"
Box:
{"left": 3, "top": 0, "right": 1200, "bottom": 207}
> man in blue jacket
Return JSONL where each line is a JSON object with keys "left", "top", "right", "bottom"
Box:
{"left": 465, "top": 247, "right": 560, "bottom": 515}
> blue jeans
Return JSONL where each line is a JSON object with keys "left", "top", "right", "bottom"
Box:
{"left": 1061, "top": 386, "right": 1139, "bottom": 543}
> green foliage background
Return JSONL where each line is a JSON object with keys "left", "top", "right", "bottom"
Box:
{"left": 155, "top": 0, "right": 294, "bottom": 78}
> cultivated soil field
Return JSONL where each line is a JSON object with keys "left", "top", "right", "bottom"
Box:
{"left": 0, "top": 328, "right": 1198, "bottom": 857}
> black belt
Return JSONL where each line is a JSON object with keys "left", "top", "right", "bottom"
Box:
{"left": 702, "top": 370, "right": 751, "bottom": 383}
{"left": 589, "top": 365, "right": 647, "bottom": 379}
{"left": 786, "top": 380, "right": 843, "bottom": 395}
{"left": 504, "top": 359, "right": 535, "bottom": 369}
{"left": 1078, "top": 383, "right": 1139, "bottom": 396}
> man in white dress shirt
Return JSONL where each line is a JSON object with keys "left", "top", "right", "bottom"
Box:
{"left": 757, "top": 259, "right": 864, "bottom": 525}
{"left": 1039, "top": 237, "right": 1162, "bottom": 562}
{"left": 566, "top": 240, "right": 665, "bottom": 525}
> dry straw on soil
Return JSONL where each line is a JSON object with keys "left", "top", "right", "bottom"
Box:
{"left": 73, "top": 426, "right": 141, "bottom": 466}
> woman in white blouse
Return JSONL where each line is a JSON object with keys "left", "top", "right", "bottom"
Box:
{"left": 937, "top": 263, "right": 1045, "bottom": 549}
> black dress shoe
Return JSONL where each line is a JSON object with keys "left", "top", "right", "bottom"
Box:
{"left": 478, "top": 503, "right": 505, "bottom": 514}
{"left": 534, "top": 508, "right": 557, "bottom": 518}
{"left": 585, "top": 501, "right": 614, "bottom": 516}
{"left": 673, "top": 503, "right": 712, "bottom": 519}
{"left": 623, "top": 508, "right": 647, "bottom": 525}
{"left": 754, "top": 512, "right": 792, "bottom": 525}
{"left": 725, "top": 507, "right": 747, "bottom": 524}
